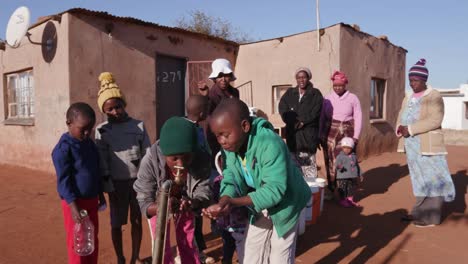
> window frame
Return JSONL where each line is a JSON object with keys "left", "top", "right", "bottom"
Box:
{"left": 3, "top": 68, "right": 35, "bottom": 126}
{"left": 272, "top": 84, "right": 292, "bottom": 114}
{"left": 465, "top": 102, "right": 468, "bottom": 120}
{"left": 369, "top": 77, "right": 387, "bottom": 121}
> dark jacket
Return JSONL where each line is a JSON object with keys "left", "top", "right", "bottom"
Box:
{"left": 205, "top": 83, "right": 240, "bottom": 159}
{"left": 207, "top": 84, "right": 240, "bottom": 114}
{"left": 279, "top": 83, "right": 323, "bottom": 153}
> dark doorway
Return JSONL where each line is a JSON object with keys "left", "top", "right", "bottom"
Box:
{"left": 156, "top": 54, "right": 187, "bottom": 138}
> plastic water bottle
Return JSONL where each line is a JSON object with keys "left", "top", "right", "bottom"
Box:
{"left": 74, "top": 210, "right": 95, "bottom": 256}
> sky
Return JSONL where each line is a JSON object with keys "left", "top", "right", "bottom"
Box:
{"left": 1, "top": 0, "right": 467, "bottom": 89}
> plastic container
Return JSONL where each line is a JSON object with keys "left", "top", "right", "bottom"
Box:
{"left": 74, "top": 210, "right": 95, "bottom": 256}
{"left": 314, "top": 178, "right": 326, "bottom": 212}
{"left": 305, "top": 179, "right": 322, "bottom": 225}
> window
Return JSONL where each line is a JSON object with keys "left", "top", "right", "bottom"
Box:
{"left": 5, "top": 70, "right": 34, "bottom": 123}
{"left": 465, "top": 102, "right": 468, "bottom": 119}
{"left": 272, "top": 85, "right": 291, "bottom": 114}
{"left": 370, "top": 78, "right": 386, "bottom": 119}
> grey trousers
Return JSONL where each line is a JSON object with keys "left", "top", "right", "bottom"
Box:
{"left": 411, "top": 196, "right": 444, "bottom": 225}
{"left": 243, "top": 212, "right": 298, "bottom": 264}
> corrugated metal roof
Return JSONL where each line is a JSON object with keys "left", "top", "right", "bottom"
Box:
{"left": 29, "top": 8, "right": 239, "bottom": 47}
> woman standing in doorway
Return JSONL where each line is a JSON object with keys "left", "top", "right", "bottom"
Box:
{"left": 396, "top": 59, "right": 455, "bottom": 227}
{"left": 319, "top": 71, "right": 362, "bottom": 198}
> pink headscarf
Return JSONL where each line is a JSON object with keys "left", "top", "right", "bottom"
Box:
{"left": 331, "top": 71, "right": 348, "bottom": 86}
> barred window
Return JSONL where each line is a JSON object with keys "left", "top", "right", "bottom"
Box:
{"left": 5, "top": 70, "right": 34, "bottom": 122}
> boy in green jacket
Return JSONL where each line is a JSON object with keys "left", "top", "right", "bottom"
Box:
{"left": 203, "top": 99, "right": 311, "bottom": 264}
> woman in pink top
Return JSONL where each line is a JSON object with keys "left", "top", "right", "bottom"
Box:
{"left": 319, "top": 71, "right": 362, "bottom": 198}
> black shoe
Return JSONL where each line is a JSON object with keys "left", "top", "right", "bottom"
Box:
{"left": 413, "top": 220, "right": 436, "bottom": 228}
{"left": 401, "top": 215, "right": 414, "bottom": 222}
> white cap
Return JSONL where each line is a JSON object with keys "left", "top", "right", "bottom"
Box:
{"left": 341, "top": 137, "right": 355, "bottom": 149}
{"left": 208, "top": 58, "right": 237, "bottom": 80}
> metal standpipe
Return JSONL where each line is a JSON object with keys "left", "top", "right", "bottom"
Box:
{"left": 152, "top": 180, "right": 172, "bottom": 264}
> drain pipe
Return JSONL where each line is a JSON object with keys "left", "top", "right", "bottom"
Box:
{"left": 152, "top": 180, "right": 172, "bottom": 264}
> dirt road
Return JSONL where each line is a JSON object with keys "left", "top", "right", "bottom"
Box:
{"left": 1, "top": 146, "right": 467, "bottom": 263}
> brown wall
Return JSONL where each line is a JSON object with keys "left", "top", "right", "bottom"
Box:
{"left": 339, "top": 26, "right": 406, "bottom": 158}
{"left": 0, "top": 12, "right": 238, "bottom": 173}
{"left": 235, "top": 26, "right": 341, "bottom": 128}
{"left": 235, "top": 24, "right": 406, "bottom": 161}
{"left": 67, "top": 13, "right": 238, "bottom": 142}
{"left": 0, "top": 18, "right": 71, "bottom": 172}
{"left": 0, "top": 16, "right": 406, "bottom": 172}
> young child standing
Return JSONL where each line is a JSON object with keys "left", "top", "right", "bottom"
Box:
{"left": 133, "top": 117, "right": 212, "bottom": 264}
{"left": 184, "top": 95, "right": 215, "bottom": 264}
{"left": 95, "top": 72, "right": 151, "bottom": 264}
{"left": 335, "top": 137, "right": 362, "bottom": 207}
{"left": 52, "top": 102, "right": 103, "bottom": 264}
{"left": 203, "top": 99, "right": 311, "bottom": 264}
{"left": 185, "top": 95, "right": 211, "bottom": 155}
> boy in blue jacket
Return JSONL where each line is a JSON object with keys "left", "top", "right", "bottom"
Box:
{"left": 203, "top": 99, "right": 311, "bottom": 264}
{"left": 52, "top": 102, "right": 105, "bottom": 264}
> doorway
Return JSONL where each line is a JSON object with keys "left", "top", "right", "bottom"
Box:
{"left": 156, "top": 54, "right": 187, "bottom": 138}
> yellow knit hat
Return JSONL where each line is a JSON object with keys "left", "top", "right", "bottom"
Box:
{"left": 97, "top": 72, "right": 126, "bottom": 112}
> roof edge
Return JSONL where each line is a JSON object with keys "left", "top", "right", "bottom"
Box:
{"left": 28, "top": 8, "right": 239, "bottom": 47}
{"left": 240, "top": 22, "right": 407, "bottom": 52}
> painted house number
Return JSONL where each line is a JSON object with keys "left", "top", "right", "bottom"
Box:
{"left": 157, "top": 71, "right": 182, "bottom": 83}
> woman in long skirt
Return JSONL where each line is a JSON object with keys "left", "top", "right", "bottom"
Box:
{"left": 396, "top": 59, "right": 455, "bottom": 227}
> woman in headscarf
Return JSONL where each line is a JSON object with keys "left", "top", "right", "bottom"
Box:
{"left": 279, "top": 67, "right": 323, "bottom": 178}
{"left": 396, "top": 59, "right": 455, "bottom": 227}
{"left": 319, "top": 71, "right": 362, "bottom": 199}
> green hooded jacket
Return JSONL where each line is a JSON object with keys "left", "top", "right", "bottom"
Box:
{"left": 220, "top": 118, "right": 311, "bottom": 237}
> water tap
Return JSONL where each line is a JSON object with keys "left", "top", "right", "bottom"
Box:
{"left": 173, "top": 165, "right": 186, "bottom": 185}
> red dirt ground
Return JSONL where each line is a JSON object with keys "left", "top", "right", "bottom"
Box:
{"left": 1, "top": 146, "right": 467, "bottom": 264}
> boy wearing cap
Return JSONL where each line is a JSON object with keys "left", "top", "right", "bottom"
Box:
{"left": 95, "top": 72, "right": 151, "bottom": 264}
{"left": 335, "top": 137, "right": 362, "bottom": 207}
{"left": 134, "top": 117, "right": 212, "bottom": 264}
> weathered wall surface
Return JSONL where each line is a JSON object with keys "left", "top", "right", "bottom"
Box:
{"left": 236, "top": 24, "right": 406, "bottom": 160}
{"left": 235, "top": 26, "right": 341, "bottom": 129}
{"left": 0, "top": 12, "right": 238, "bottom": 173}
{"left": 68, "top": 13, "right": 238, "bottom": 143}
{"left": 0, "top": 18, "right": 70, "bottom": 172}
{"left": 339, "top": 26, "right": 406, "bottom": 158}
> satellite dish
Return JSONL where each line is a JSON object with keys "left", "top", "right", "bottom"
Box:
{"left": 6, "top": 6, "right": 31, "bottom": 48}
